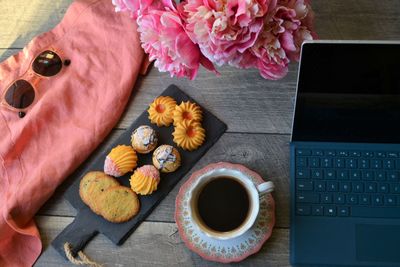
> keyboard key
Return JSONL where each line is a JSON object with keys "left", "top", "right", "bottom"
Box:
{"left": 361, "top": 171, "right": 374, "bottom": 180}
{"left": 325, "top": 150, "right": 336, "bottom": 156}
{"left": 324, "top": 170, "right": 336, "bottom": 179}
{"left": 391, "top": 184, "right": 400, "bottom": 194}
{"left": 359, "top": 159, "right": 369, "bottom": 169}
{"left": 378, "top": 183, "right": 389, "bottom": 193}
{"left": 361, "top": 151, "right": 374, "bottom": 157}
{"left": 334, "top": 158, "right": 345, "bottom": 168}
{"left": 360, "top": 195, "right": 370, "bottom": 205}
{"left": 375, "top": 171, "right": 386, "bottom": 181}
{"left": 352, "top": 182, "right": 364, "bottom": 193}
{"left": 334, "top": 193, "right": 345, "bottom": 204}
{"left": 321, "top": 158, "right": 332, "bottom": 168}
{"left": 340, "top": 182, "right": 351, "bottom": 192}
{"left": 311, "top": 169, "right": 323, "bottom": 179}
{"left": 296, "top": 157, "right": 307, "bottom": 167}
{"left": 387, "top": 171, "right": 399, "bottom": 181}
{"left": 312, "top": 205, "right": 324, "bottom": 216}
{"left": 372, "top": 195, "right": 384, "bottom": 205}
{"left": 352, "top": 207, "right": 400, "bottom": 218}
{"left": 350, "top": 170, "right": 361, "bottom": 180}
{"left": 296, "top": 149, "right": 311, "bottom": 156}
{"left": 297, "top": 180, "right": 313, "bottom": 191}
{"left": 327, "top": 181, "right": 338, "bottom": 192}
{"left": 294, "top": 148, "right": 400, "bottom": 218}
{"left": 346, "top": 159, "right": 357, "bottom": 168}
{"left": 313, "top": 150, "right": 324, "bottom": 156}
{"left": 296, "top": 205, "right": 311, "bottom": 215}
{"left": 296, "top": 169, "right": 310, "bottom": 179}
{"left": 350, "top": 151, "right": 361, "bottom": 157}
{"left": 309, "top": 158, "right": 320, "bottom": 168}
{"left": 338, "top": 207, "right": 350, "bottom": 216}
{"left": 384, "top": 159, "right": 395, "bottom": 169}
{"left": 337, "top": 170, "right": 349, "bottom": 180}
{"left": 324, "top": 206, "right": 336, "bottom": 216}
{"left": 371, "top": 159, "right": 382, "bottom": 169}
{"left": 321, "top": 193, "right": 333, "bottom": 203}
{"left": 296, "top": 193, "right": 319, "bottom": 203}
{"left": 376, "top": 152, "right": 386, "bottom": 158}
{"left": 315, "top": 181, "right": 326, "bottom": 191}
{"left": 347, "top": 194, "right": 358, "bottom": 205}
{"left": 366, "top": 182, "right": 377, "bottom": 193}
{"left": 385, "top": 195, "right": 397, "bottom": 206}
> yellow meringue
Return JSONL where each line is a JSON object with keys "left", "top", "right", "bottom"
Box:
{"left": 130, "top": 165, "right": 160, "bottom": 195}
{"left": 104, "top": 145, "right": 138, "bottom": 177}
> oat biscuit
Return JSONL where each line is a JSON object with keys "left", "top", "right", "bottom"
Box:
{"left": 79, "top": 171, "right": 109, "bottom": 205}
{"left": 85, "top": 174, "right": 120, "bottom": 214}
{"left": 98, "top": 186, "right": 140, "bottom": 223}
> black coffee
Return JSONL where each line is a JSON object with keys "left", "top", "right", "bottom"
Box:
{"left": 197, "top": 177, "right": 250, "bottom": 232}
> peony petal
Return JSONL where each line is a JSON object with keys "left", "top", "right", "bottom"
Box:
{"left": 280, "top": 31, "right": 296, "bottom": 51}
{"left": 200, "top": 55, "right": 219, "bottom": 74}
{"left": 175, "top": 33, "right": 200, "bottom": 67}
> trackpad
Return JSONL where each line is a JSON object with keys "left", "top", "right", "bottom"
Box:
{"left": 356, "top": 224, "right": 400, "bottom": 263}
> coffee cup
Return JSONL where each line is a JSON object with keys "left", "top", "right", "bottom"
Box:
{"left": 187, "top": 166, "right": 274, "bottom": 240}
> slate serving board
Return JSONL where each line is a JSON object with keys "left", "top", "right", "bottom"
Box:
{"left": 52, "top": 85, "right": 227, "bottom": 258}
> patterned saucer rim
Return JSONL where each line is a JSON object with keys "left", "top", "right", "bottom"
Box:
{"left": 174, "top": 162, "right": 275, "bottom": 263}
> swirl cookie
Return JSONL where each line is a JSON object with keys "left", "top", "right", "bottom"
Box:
{"left": 173, "top": 121, "right": 206, "bottom": 151}
{"left": 173, "top": 101, "right": 202, "bottom": 126}
{"left": 148, "top": 96, "right": 177, "bottom": 127}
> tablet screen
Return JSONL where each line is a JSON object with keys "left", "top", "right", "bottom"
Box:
{"left": 292, "top": 42, "right": 400, "bottom": 143}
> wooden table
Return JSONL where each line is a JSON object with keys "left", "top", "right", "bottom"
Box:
{"left": 1, "top": 1, "right": 399, "bottom": 266}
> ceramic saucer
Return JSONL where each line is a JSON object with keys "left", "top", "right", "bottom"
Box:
{"left": 175, "top": 162, "right": 275, "bottom": 263}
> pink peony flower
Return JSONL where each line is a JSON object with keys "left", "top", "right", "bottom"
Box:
{"left": 112, "top": 0, "right": 160, "bottom": 18}
{"left": 183, "top": 0, "right": 272, "bottom": 65}
{"left": 137, "top": 6, "right": 217, "bottom": 80}
{"left": 275, "top": 0, "right": 316, "bottom": 61}
{"left": 232, "top": 0, "right": 316, "bottom": 79}
{"left": 112, "top": 0, "right": 316, "bottom": 80}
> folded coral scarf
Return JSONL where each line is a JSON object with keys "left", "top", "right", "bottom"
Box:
{"left": 0, "top": 0, "right": 144, "bottom": 265}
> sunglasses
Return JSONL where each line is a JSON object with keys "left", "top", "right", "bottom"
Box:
{"left": 1, "top": 50, "right": 70, "bottom": 118}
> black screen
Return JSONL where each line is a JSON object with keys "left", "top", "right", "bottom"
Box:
{"left": 292, "top": 42, "right": 400, "bottom": 143}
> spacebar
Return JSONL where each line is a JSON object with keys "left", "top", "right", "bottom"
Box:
{"left": 352, "top": 207, "right": 400, "bottom": 218}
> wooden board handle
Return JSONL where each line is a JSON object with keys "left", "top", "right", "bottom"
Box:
{"left": 52, "top": 209, "right": 99, "bottom": 259}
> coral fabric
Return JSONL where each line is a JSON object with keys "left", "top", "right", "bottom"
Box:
{"left": 0, "top": 0, "right": 144, "bottom": 266}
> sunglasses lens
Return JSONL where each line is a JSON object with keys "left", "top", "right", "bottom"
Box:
{"left": 5, "top": 80, "right": 35, "bottom": 109}
{"left": 32, "top": 50, "right": 62, "bottom": 76}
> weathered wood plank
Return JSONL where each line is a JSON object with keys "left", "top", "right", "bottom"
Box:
{"left": 0, "top": 48, "right": 20, "bottom": 62}
{"left": 2, "top": 0, "right": 399, "bottom": 48}
{"left": 38, "top": 132, "right": 291, "bottom": 228}
{"left": 34, "top": 216, "right": 290, "bottom": 267}
{"left": 313, "top": 0, "right": 400, "bottom": 40}
{"left": 0, "top": 0, "right": 73, "bottom": 48}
